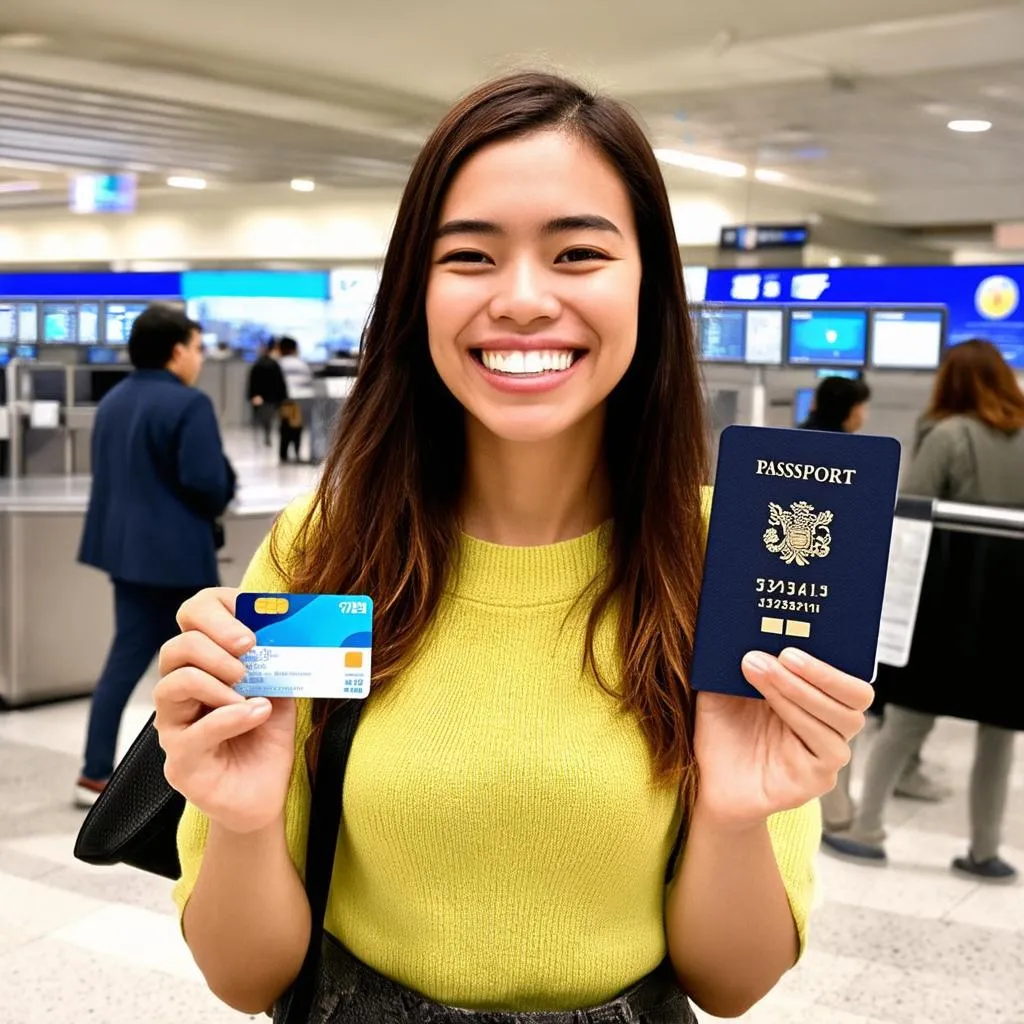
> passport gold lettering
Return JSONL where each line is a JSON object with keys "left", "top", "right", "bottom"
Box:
{"left": 756, "top": 460, "right": 857, "bottom": 485}
{"left": 756, "top": 578, "right": 829, "bottom": 598}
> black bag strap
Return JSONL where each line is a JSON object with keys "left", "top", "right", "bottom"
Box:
{"left": 278, "top": 699, "right": 363, "bottom": 1024}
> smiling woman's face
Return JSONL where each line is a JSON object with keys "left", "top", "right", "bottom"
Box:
{"left": 425, "top": 129, "right": 642, "bottom": 445}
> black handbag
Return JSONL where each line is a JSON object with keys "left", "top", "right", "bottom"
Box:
{"left": 73, "top": 712, "right": 184, "bottom": 879}
{"left": 74, "top": 701, "right": 363, "bottom": 1023}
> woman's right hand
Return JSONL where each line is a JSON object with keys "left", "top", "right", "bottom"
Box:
{"left": 154, "top": 587, "right": 297, "bottom": 835}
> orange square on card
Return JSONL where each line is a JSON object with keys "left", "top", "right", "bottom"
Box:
{"left": 344, "top": 651, "right": 364, "bottom": 669}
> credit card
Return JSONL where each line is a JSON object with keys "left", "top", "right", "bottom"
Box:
{"left": 235, "top": 593, "right": 373, "bottom": 699}
{"left": 691, "top": 425, "right": 901, "bottom": 698}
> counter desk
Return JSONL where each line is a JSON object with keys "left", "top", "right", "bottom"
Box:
{"left": 0, "top": 476, "right": 307, "bottom": 708}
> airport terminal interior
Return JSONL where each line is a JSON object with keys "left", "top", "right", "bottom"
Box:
{"left": 1, "top": 1, "right": 1023, "bottom": 1021}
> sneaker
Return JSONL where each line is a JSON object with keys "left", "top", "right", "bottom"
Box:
{"left": 951, "top": 854, "right": 1018, "bottom": 884}
{"left": 73, "top": 777, "right": 108, "bottom": 809}
{"left": 821, "top": 833, "right": 888, "bottom": 865}
{"left": 894, "top": 768, "right": 952, "bottom": 803}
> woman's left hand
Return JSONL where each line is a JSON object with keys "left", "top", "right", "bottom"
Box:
{"left": 693, "top": 647, "right": 873, "bottom": 829}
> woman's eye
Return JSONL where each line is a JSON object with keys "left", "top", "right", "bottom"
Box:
{"left": 556, "top": 247, "right": 607, "bottom": 264}
{"left": 437, "top": 250, "right": 492, "bottom": 265}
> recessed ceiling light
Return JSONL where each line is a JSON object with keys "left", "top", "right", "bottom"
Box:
{"left": 290, "top": 178, "right": 316, "bottom": 193}
{"left": 754, "top": 168, "right": 788, "bottom": 184}
{"left": 0, "top": 32, "right": 50, "bottom": 49}
{"left": 0, "top": 180, "right": 42, "bottom": 194}
{"left": 166, "top": 175, "right": 207, "bottom": 190}
{"left": 653, "top": 148, "right": 747, "bottom": 179}
{"left": 947, "top": 119, "right": 992, "bottom": 133}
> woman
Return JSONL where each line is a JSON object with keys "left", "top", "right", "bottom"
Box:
{"left": 154, "top": 73, "right": 871, "bottom": 1022}
{"left": 799, "top": 375, "right": 871, "bottom": 433}
{"left": 823, "top": 339, "right": 1024, "bottom": 882}
{"left": 801, "top": 374, "right": 946, "bottom": 832}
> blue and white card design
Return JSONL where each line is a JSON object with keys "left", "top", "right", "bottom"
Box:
{"left": 235, "top": 593, "right": 373, "bottom": 699}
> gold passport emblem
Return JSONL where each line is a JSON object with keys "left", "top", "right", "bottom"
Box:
{"left": 764, "top": 501, "right": 833, "bottom": 567}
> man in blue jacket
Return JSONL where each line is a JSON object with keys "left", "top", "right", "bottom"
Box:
{"left": 76, "top": 304, "right": 236, "bottom": 807}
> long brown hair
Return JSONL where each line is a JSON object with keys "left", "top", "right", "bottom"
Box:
{"left": 928, "top": 338, "right": 1024, "bottom": 434}
{"left": 273, "top": 72, "right": 709, "bottom": 793}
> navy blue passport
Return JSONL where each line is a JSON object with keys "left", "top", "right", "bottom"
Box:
{"left": 691, "top": 425, "right": 901, "bottom": 698}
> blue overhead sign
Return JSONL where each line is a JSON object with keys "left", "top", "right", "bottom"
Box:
{"left": 0, "top": 272, "right": 181, "bottom": 298}
{"left": 705, "top": 265, "right": 1024, "bottom": 369}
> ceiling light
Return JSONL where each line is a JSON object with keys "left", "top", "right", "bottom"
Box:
{"left": 653, "top": 148, "right": 747, "bottom": 179}
{"left": 0, "top": 180, "right": 42, "bottom": 194}
{"left": 827, "top": 256, "right": 843, "bottom": 268}
{"left": 754, "top": 168, "right": 788, "bottom": 184}
{"left": 166, "top": 175, "right": 207, "bottom": 190}
{"left": 947, "top": 119, "right": 992, "bottom": 133}
{"left": 290, "top": 178, "right": 316, "bottom": 193}
{"left": 0, "top": 32, "right": 49, "bottom": 49}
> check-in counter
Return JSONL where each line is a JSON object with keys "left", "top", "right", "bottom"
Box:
{"left": 0, "top": 476, "right": 308, "bottom": 707}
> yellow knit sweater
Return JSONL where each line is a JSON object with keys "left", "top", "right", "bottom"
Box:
{"left": 174, "top": 496, "right": 821, "bottom": 1012}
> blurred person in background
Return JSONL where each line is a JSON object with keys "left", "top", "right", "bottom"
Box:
{"left": 75, "top": 305, "right": 236, "bottom": 808}
{"left": 798, "top": 375, "right": 871, "bottom": 432}
{"left": 823, "top": 339, "right": 1024, "bottom": 882}
{"left": 277, "top": 334, "right": 314, "bottom": 463}
{"left": 801, "top": 375, "right": 946, "bottom": 831}
{"left": 248, "top": 338, "right": 287, "bottom": 447}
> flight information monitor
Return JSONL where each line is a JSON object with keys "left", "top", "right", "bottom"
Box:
{"left": 793, "top": 387, "right": 815, "bottom": 426}
{"left": 696, "top": 306, "right": 785, "bottom": 364}
{"left": 105, "top": 302, "right": 147, "bottom": 344}
{"left": 870, "top": 308, "right": 944, "bottom": 370}
{"left": 744, "top": 308, "right": 785, "bottom": 365}
{"left": 42, "top": 302, "right": 78, "bottom": 343}
{"left": 696, "top": 307, "right": 746, "bottom": 362}
{"left": 17, "top": 303, "right": 38, "bottom": 343}
{"left": 0, "top": 304, "right": 17, "bottom": 343}
{"left": 787, "top": 308, "right": 868, "bottom": 367}
{"left": 78, "top": 303, "right": 100, "bottom": 345}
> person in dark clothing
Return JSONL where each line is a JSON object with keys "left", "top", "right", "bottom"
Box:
{"left": 247, "top": 339, "right": 287, "bottom": 446}
{"left": 799, "top": 376, "right": 871, "bottom": 432}
{"left": 801, "top": 373, "right": 947, "bottom": 829}
{"left": 277, "top": 335, "right": 313, "bottom": 463}
{"left": 75, "top": 304, "right": 236, "bottom": 808}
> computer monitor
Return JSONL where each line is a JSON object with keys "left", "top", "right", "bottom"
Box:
{"left": 0, "top": 304, "right": 16, "bottom": 343}
{"left": 105, "top": 302, "right": 148, "bottom": 345}
{"left": 695, "top": 305, "right": 785, "bottom": 365}
{"left": 787, "top": 308, "right": 868, "bottom": 367}
{"left": 14, "top": 344, "right": 38, "bottom": 361}
{"left": 815, "top": 367, "right": 861, "bottom": 380}
{"left": 793, "top": 387, "right": 816, "bottom": 427}
{"left": 744, "top": 308, "right": 785, "bottom": 365}
{"left": 86, "top": 346, "right": 124, "bottom": 365}
{"left": 695, "top": 306, "right": 747, "bottom": 363}
{"left": 78, "top": 302, "right": 101, "bottom": 345}
{"left": 869, "top": 308, "right": 944, "bottom": 371}
{"left": 89, "top": 369, "right": 131, "bottom": 402}
{"left": 17, "top": 303, "right": 38, "bottom": 343}
{"left": 0, "top": 344, "right": 10, "bottom": 367}
{"left": 42, "top": 302, "right": 78, "bottom": 344}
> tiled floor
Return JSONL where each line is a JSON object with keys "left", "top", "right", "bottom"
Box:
{"left": 1, "top": 436, "right": 1022, "bottom": 1022}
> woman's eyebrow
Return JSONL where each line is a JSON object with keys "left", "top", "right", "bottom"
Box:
{"left": 435, "top": 214, "right": 622, "bottom": 240}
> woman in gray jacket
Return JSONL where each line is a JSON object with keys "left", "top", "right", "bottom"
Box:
{"left": 823, "top": 339, "right": 1024, "bottom": 882}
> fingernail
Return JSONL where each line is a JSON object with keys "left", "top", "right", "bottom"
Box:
{"left": 234, "top": 634, "right": 255, "bottom": 653}
{"left": 743, "top": 652, "right": 772, "bottom": 676}
{"left": 248, "top": 698, "right": 270, "bottom": 714}
{"left": 780, "top": 647, "right": 808, "bottom": 669}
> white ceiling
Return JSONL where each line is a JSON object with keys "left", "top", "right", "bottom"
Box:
{"left": 1, "top": 0, "right": 1023, "bottom": 231}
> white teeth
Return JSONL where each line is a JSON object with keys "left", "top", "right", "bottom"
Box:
{"left": 480, "top": 350, "right": 579, "bottom": 375}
